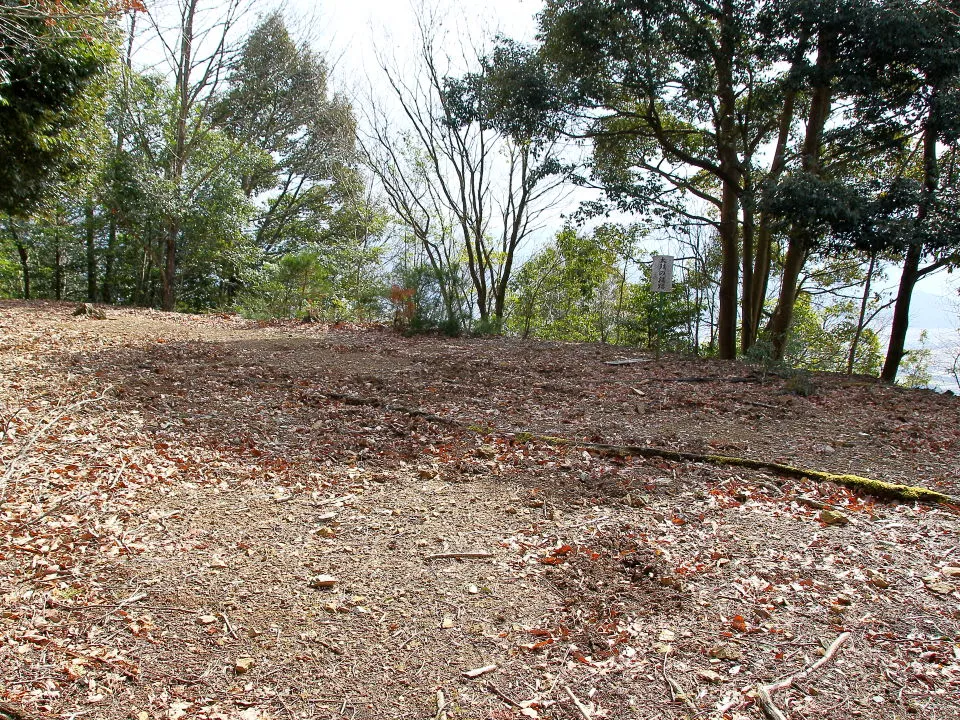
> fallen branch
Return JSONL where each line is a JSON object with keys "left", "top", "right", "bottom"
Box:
{"left": 527, "top": 436, "right": 960, "bottom": 507}
{"left": 603, "top": 358, "right": 649, "bottom": 366}
{"left": 563, "top": 685, "right": 593, "bottom": 720}
{"left": 298, "top": 391, "right": 960, "bottom": 507}
{"left": 756, "top": 632, "right": 851, "bottom": 720}
{"left": 662, "top": 652, "right": 697, "bottom": 713}
{"left": 423, "top": 551, "right": 493, "bottom": 561}
{"left": 1, "top": 391, "right": 110, "bottom": 493}
{"left": 485, "top": 682, "right": 522, "bottom": 708}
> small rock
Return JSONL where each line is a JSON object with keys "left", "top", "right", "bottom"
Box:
{"left": 942, "top": 567, "right": 960, "bottom": 578}
{"left": 309, "top": 574, "right": 338, "bottom": 589}
{"left": 316, "top": 512, "right": 339, "bottom": 524}
{"left": 819, "top": 509, "right": 850, "bottom": 526}
{"left": 709, "top": 643, "right": 743, "bottom": 661}
{"left": 317, "top": 527, "right": 336, "bottom": 538}
{"left": 234, "top": 657, "right": 255, "bottom": 674}
{"left": 925, "top": 581, "right": 955, "bottom": 595}
{"left": 475, "top": 445, "right": 497, "bottom": 459}
{"left": 697, "top": 669, "right": 723, "bottom": 683}
{"left": 623, "top": 493, "right": 648, "bottom": 508}
{"left": 197, "top": 615, "right": 218, "bottom": 625}
{"left": 441, "top": 616, "right": 455, "bottom": 629}
{"left": 866, "top": 569, "right": 890, "bottom": 589}
{"left": 658, "top": 629, "right": 676, "bottom": 642}
{"left": 73, "top": 302, "right": 106, "bottom": 320}
{"left": 467, "top": 584, "right": 480, "bottom": 595}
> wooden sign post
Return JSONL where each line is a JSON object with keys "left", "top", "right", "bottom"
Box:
{"left": 651, "top": 256, "right": 674, "bottom": 358}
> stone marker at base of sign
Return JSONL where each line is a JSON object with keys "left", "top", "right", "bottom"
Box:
{"left": 651, "top": 255, "right": 674, "bottom": 293}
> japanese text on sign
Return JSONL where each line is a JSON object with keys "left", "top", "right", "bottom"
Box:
{"left": 651, "top": 255, "right": 674, "bottom": 293}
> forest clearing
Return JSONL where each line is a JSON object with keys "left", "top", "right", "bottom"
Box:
{"left": 0, "top": 301, "right": 958, "bottom": 720}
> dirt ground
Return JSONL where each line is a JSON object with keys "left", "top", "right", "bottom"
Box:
{"left": 1, "top": 300, "right": 958, "bottom": 720}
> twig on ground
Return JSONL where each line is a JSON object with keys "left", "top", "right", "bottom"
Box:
{"left": 486, "top": 682, "right": 522, "bottom": 708}
{"left": 221, "top": 611, "right": 238, "bottom": 639}
{"left": 756, "top": 632, "right": 852, "bottom": 720}
{"left": 1, "top": 391, "right": 111, "bottom": 492}
{"left": 563, "top": 685, "right": 593, "bottom": 720}
{"left": 10, "top": 492, "right": 90, "bottom": 533}
{"left": 661, "top": 653, "right": 697, "bottom": 713}
{"left": 423, "top": 551, "right": 493, "bottom": 560}
{"left": 87, "top": 590, "right": 148, "bottom": 630}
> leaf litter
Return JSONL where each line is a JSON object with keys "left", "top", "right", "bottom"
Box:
{"left": 0, "top": 300, "right": 958, "bottom": 719}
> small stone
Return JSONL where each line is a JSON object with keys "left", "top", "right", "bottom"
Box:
{"left": 709, "top": 643, "right": 743, "bottom": 661}
{"left": 316, "top": 512, "right": 339, "bottom": 524}
{"left": 475, "top": 445, "right": 497, "bottom": 459}
{"left": 467, "top": 584, "right": 479, "bottom": 595}
{"left": 925, "top": 581, "right": 955, "bottom": 595}
{"left": 309, "top": 574, "right": 338, "bottom": 589}
{"left": 658, "top": 629, "right": 676, "bottom": 642}
{"left": 441, "top": 617, "right": 455, "bottom": 629}
{"left": 697, "top": 669, "right": 723, "bottom": 683}
{"left": 317, "top": 527, "right": 336, "bottom": 538}
{"left": 819, "top": 509, "right": 850, "bottom": 526}
{"left": 867, "top": 570, "right": 890, "bottom": 589}
{"left": 234, "top": 657, "right": 255, "bottom": 674}
{"left": 197, "top": 615, "right": 218, "bottom": 625}
{"left": 942, "top": 567, "right": 960, "bottom": 578}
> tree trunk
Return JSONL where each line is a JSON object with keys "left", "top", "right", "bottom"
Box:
{"left": 54, "top": 226, "right": 63, "bottom": 301}
{"left": 162, "top": 222, "right": 178, "bottom": 311}
{"left": 715, "top": 1, "right": 741, "bottom": 360}
{"left": 882, "top": 93, "right": 940, "bottom": 383}
{"left": 769, "top": 234, "right": 808, "bottom": 359}
{"left": 85, "top": 199, "right": 97, "bottom": 301}
{"left": 103, "top": 214, "right": 117, "bottom": 304}
{"left": 13, "top": 230, "right": 30, "bottom": 299}
{"left": 882, "top": 243, "right": 921, "bottom": 383}
{"left": 847, "top": 252, "right": 876, "bottom": 375}
{"left": 740, "top": 181, "right": 755, "bottom": 353}
{"left": 717, "top": 179, "right": 740, "bottom": 359}
{"left": 766, "top": 36, "right": 833, "bottom": 360}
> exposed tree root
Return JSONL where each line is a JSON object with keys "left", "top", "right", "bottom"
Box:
{"left": 526, "top": 435, "right": 960, "bottom": 506}
{"left": 313, "top": 391, "right": 960, "bottom": 507}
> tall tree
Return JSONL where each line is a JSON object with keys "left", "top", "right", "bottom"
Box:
{"left": 363, "top": 12, "right": 567, "bottom": 330}
{"left": 471, "top": 0, "right": 774, "bottom": 358}
{"left": 0, "top": 1, "right": 121, "bottom": 216}
{"left": 143, "top": 0, "right": 245, "bottom": 310}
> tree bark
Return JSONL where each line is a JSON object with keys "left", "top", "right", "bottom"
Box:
{"left": 715, "top": 1, "right": 741, "bottom": 360}
{"left": 769, "top": 235, "right": 808, "bottom": 359}
{"left": 12, "top": 226, "right": 30, "bottom": 299}
{"left": 768, "top": 36, "right": 833, "bottom": 360}
{"left": 740, "top": 181, "right": 755, "bottom": 353}
{"left": 85, "top": 199, "right": 97, "bottom": 301}
{"left": 53, "top": 224, "right": 63, "bottom": 301}
{"left": 847, "top": 252, "right": 876, "bottom": 374}
{"left": 881, "top": 93, "right": 940, "bottom": 383}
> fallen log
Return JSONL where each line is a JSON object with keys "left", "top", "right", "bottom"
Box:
{"left": 304, "top": 390, "right": 960, "bottom": 507}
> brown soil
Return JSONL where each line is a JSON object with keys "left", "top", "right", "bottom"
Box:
{"left": 1, "top": 300, "right": 958, "bottom": 720}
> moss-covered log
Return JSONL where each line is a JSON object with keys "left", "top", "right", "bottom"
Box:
{"left": 313, "top": 391, "right": 960, "bottom": 507}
